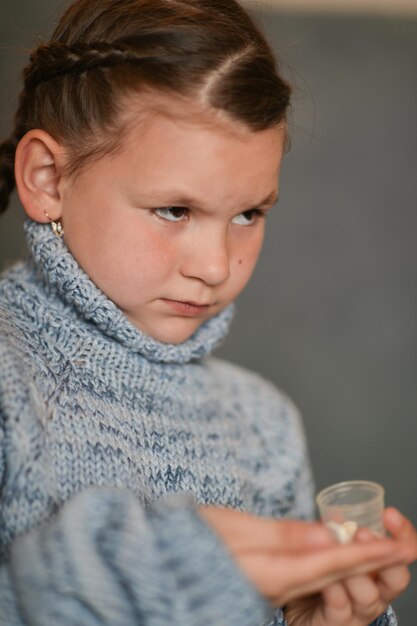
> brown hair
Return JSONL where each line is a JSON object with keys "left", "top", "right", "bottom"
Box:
{"left": 0, "top": 0, "right": 291, "bottom": 214}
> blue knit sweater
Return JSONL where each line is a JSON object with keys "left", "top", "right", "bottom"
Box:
{"left": 0, "top": 221, "right": 395, "bottom": 626}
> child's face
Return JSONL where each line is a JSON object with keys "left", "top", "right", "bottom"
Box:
{"left": 58, "top": 100, "right": 285, "bottom": 344}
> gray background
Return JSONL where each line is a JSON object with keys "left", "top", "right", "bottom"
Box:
{"left": 1, "top": 1, "right": 416, "bottom": 620}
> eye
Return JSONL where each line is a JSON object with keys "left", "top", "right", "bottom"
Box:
{"left": 154, "top": 206, "right": 189, "bottom": 222}
{"left": 231, "top": 209, "right": 263, "bottom": 226}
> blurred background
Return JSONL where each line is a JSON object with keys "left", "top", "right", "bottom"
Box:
{"left": 1, "top": 0, "right": 416, "bottom": 619}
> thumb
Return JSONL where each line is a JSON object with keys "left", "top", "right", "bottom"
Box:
{"left": 384, "top": 508, "right": 417, "bottom": 564}
{"left": 200, "top": 507, "right": 333, "bottom": 554}
{"left": 268, "top": 519, "right": 334, "bottom": 553}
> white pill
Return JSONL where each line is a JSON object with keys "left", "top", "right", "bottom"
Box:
{"left": 327, "top": 520, "right": 358, "bottom": 544}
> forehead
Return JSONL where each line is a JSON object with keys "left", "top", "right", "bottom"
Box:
{"left": 121, "top": 89, "right": 286, "bottom": 151}
{"left": 88, "top": 91, "right": 285, "bottom": 207}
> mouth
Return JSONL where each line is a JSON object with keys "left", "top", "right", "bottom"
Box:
{"left": 161, "top": 298, "right": 212, "bottom": 316}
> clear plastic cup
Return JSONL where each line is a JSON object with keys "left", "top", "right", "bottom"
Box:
{"left": 316, "top": 480, "right": 385, "bottom": 544}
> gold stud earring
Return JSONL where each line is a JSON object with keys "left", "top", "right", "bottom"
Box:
{"left": 43, "top": 210, "right": 64, "bottom": 238}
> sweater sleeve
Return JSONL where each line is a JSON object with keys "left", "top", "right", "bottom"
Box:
{"left": 369, "top": 606, "right": 397, "bottom": 626}
{"left": 0, "top": 334, "right": 272, "bottom": 626}
{"left": 0, "top": 487, "right": 273, "bottom": 626}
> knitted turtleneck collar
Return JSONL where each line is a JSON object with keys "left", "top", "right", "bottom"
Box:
{"left": 24, "top": 220, "right": 234, "bottom": 364}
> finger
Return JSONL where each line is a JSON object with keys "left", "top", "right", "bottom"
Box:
{"left": 321, "top": 580, "right": 384, "bottom": 625}
{"left": 355, "top": 527, "right": 378, "bottom": 543}
{"left": 200, "top": 507, "right": 333, "bottom": 553}
{"left": 321, "top": 582, "right": 353, "bottom": 622}
{"left": 383, "top": 508, "right": 417, "bottom": 564}
{"left": 376, "top": 564, "right": 411, "bottom": 603}
{"left": 260, "top": 539, "right": 401, "bottom": 605}
{"left": 384, "top": 508, "right": 410, "bottom": 538}
{"left": 384, "top": 508, "right": 417, "bottom": 540}
{"left": 344, "top": 575, "right": 382, "bottom": 619}
{"left": 238, "top": 516, "right": 333, "bottom": 552}
{"left": 266, "top": 519, "right": 334, "bottom": 552}
{"left": 291, "top": 539, "right": 399, "bottom": 584}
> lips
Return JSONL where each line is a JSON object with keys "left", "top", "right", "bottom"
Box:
{"left": 161, "top": 298, "right": 212, "bottom": 316}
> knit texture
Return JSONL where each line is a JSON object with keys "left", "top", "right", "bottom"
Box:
{"left": 0, "top": 221, "right": 396, "bottom": 626}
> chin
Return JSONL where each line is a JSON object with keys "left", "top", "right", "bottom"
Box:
{"left": 155, "top": 327, "right": 200, "bottom": 345}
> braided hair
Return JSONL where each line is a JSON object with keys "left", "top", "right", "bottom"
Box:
{"left": 0, "top": 0, "right": 291, "bottom": 214}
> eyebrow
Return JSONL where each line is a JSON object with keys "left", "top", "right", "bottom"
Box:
{"left": 256, "top": 190, "right": 279, "bottom": 207}
{"left": 154, "top": 190, "right": 279, "bottom": 210}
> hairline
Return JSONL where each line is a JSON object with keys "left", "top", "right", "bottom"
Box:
{"left": 59, "top": 86, "right": 287, "bottom": 181}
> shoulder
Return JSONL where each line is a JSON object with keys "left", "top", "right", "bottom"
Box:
{"left": 0, "top": 314, "right": 41, "bottom": 431}
{"left": 0, "top": 263, "right": 41, "bottom": 370}
{"left": 0, "top": 259, "right": 32, "bottom": 304}
{"left": 0, "top": 260, "right": 60, "bottom": 368}
{"left": 206, "top": 357, "right": 313, "bottom": 518}
{"left": 207, "top": 356, "right": 297, "bottom": 404}
{"left": 0, "top": 261, "right": 37, "bottom": 339}
{"left": 0, "top": 262, "right": 54, "bottom": 427}
{"left": 0, "top": 267, "right": 33, "bottom": 374}
{"left": 206, "top": 356, "right": 303, "bottom": 430}
{"left": 0, "top": 268, "right": 56, "bottom": 507}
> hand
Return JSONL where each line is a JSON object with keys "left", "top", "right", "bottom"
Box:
{"left": 199, "top": 507, "right": 408, "bottom": 607}
{"left": 284, "top": 507, "right": 417, "bottom": 625}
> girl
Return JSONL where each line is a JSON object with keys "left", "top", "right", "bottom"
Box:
{"left": 0, "top": 0, "right": 415, "bottom": 624}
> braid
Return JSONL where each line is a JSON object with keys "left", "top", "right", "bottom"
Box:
{"left": 24, "top": 37, "right": 177, "bottom": 91}
{"left": 0, "top": 135, "right": 18, "bottom": 214}
{"left": 0, "top": 0, "right": 291, "bottom": 218}
{"left": 0, "top": 82, "right": 31, "bottom": 214}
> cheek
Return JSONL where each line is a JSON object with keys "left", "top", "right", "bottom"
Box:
{"left": 111, "top": 228, "right": 177, "bottom": 287}
{"left": 236, "top": 229, "right": 264, "bottom": 267}
{"left": 231, "top": 231, "right": 264, "bottom": 289}
{"left": 67, "top": 215, "right": 177, "bottom": 300}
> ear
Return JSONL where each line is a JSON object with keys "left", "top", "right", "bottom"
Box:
{"left": 14, "top": 129, "right": 66, "bottom": 223}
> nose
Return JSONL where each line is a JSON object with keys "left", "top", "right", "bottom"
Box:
{"left": 180, "top": 228, "right": 230, "bottom": 286}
